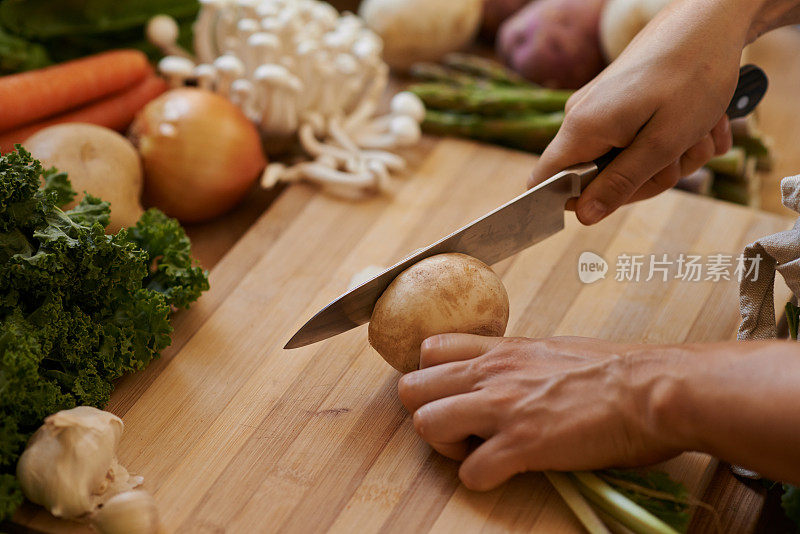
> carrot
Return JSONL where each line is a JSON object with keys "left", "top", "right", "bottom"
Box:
{"left": 0, "top": 49, "right": 151, "bottom": 132}
{"left": 0, "top": 74, "right": 167, "bottom": 153}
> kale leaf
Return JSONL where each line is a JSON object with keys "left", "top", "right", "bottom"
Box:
{"left": 784, "top": 484, "right": 800, "bottom": 533}
{"left": 0, "top": 146, "right": 208, "bottom": 520}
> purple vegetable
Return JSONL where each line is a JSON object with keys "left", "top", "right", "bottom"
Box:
{"left": 497, "top": 0, "right": 607, "bottom": 89}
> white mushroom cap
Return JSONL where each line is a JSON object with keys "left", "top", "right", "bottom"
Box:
{"left": 391, "top": 92, "right": 426, "bottom": 123}
{"left": 237, "top": 18, "right": 260, "bottom": 36}
{"left": 158, "top": 56, "right": 195, "bottom": 78}
{"left": 390, "top": 116, "right": 422, "bottom": 145}
{"left": 351, "top": 34, "right": 383, "bottom": 61}
{"left": 248, "top": 32, "right": 280, "bottom": 50}
{"left": 254, "top": 64, "right": 303, "bottom": 93}
{"left": 214, "top": 54, "right": 246, "bottom": 77}
{"left": 146, "top": 15, "right": 180, "bottom": 49}
{"left": 194, "top": 63, "right": 216, "bottom": 79}
{"left": 310, "top": 2, "right": 339, "bottom": 29}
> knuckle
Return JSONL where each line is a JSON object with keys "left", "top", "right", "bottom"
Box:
{"left": 563, "top": 109, "right": 599, "bottom": 136}
{"left": 472, "top": 352, "right": 516, "bottom": 380}
{"left": 651, "top": 168, "right": 680, "bottom": 189}
{"left": 600, "top": 168, "right": 640, "bottom": 199}
{"left": 641, "top": 134, "right": 678, "bottom": 162}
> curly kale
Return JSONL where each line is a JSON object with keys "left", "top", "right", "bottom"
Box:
{"left": 0, "top": 147, "right": 208, "bottom": 520}
{"left": 783, "top": 485, "right": 800, "bottom": 532}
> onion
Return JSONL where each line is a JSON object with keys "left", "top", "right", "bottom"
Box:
{"left": 130, "top": 88, "right": 267, "bottom": 223}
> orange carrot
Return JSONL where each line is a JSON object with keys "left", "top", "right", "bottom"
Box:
{"left": 0, "top": 74, "right": 167, "bottom": 153}
{"left": 0, "top": 49, "right": 151, "bottom": 132}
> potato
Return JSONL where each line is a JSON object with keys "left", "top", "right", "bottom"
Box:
{"left": 24, "top": 123, "right": 145, "bottom": 233}
{"left": 368, "top": 253, "right": 510, "bottom": 373}
{"left": 480, "top": 0, "right": 532, "bottom": 41}
{"left": 497, "top": 0, "right": 607, "bottom": 89}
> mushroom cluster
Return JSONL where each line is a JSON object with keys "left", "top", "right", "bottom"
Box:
{"left": 150, "top": 0, "right": 426, "bottom": 198}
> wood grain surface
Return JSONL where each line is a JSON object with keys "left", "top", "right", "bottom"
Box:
{"left": 13, "top": 139, "right": 793, "bottom": 533}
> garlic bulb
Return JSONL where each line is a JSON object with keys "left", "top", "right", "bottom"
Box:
{"left": 16, "top": 407, "right": 143, "bottom": 518}
{"left": 149, "top": 0, "right": 425, "bottom": 198}
{"left": 91, "top": 491, "right": 159, "bottom": 534}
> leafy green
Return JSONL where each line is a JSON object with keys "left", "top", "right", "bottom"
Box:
{"left": 601, "top": 469, "right": 691, "bottom": 533}
{"left": 786, "top": 302, "right": 800, "bottom": 340}
{"left": 0, "top": 25, "right": 50, "bottom": 73}
{"left": 784, "top": 484, "right": 800, "bottom": 532}
{"left": 0, "top": 0, "right": 199, "bottom": 74}
{"left": 0, "top": 146, "right": 208, "bottom": 520}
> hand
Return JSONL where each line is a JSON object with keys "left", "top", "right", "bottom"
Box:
{"left": 529, "top": 0, "right": 757, "bottom": 225}
{"left": 397, "top": 334, "right": 683, "bottom": 491}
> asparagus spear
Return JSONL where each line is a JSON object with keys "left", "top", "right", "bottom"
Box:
{"left": 442, "top": 52, "right": 531, "bottom": 86}
{"left": 410, "top": 83, "right": 572, "bottom": 114}
{"left": 422, "top": 110, "right": 564, "bottom": 152}
{"left": 730, "top": 117, "right": 774, "bottom": 171}
{"left": 705, "top": 146, "right": 746, "bottom": 176}
{"left": 408, "top": 62, "right": 480, "bottom": 87}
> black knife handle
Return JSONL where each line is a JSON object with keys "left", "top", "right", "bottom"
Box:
{"left": 592, "top": 64, "right": 768, "bottom": 175}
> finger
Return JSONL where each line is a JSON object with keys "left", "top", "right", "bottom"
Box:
{"left": 628, "top": 160, "right": 681, "bottom": 203}
{"left": 710, "top": 116, "right": 732, "bottom": 156}
{"left": 430, "top": 440, "right": 471, "bottom": 461}
{"left": 459, "top": 434, "right": 526, "bottom": 491}
{"left": 419, "top": 334, "right": 504, "bottom": 369}
{"left": 528, "top": 118, "right": 613, "bottom": 189}
{"left": 576, "top": 117, "right": 683, "bottom": 224}
{"left": 679, "top": 133, "right": 715, "bottom": 176}
{"left": 398, "top": 360, "right": 476, "bottom": 413}
{"left": 413, "top": 393, "right": 496, "bottom": 445}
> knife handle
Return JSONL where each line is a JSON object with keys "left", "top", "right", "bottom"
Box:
{"left": 592, "top": 64, "right": 769, "bottom": 174}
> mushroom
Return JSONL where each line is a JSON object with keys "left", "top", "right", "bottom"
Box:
{"left": 213, "top": 54, "right": 246, "bottom": 96}
{"left": 194, "top": 63, "right": 217, "bottom": 91}
{"left": 158, "top": 56, "right": 195, "bottom": 88}
{"left": 159, "top": 0, "right": 425, "bottom": 197}
{"left": 146, "top": 15, "right": 190, "bottom": 58}
{"left": 369, "top": 254, "right": 510, "bottom": 373}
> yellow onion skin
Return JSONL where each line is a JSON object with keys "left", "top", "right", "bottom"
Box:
{"left": 130, "top": 88, "right": 267, "bottom": 223}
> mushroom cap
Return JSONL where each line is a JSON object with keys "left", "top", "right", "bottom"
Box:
{"left": 368, "top": 253, "right": 509, "bottom": 373}
{"left": 158, "top": 55, "right": 195, "bottom": 77}
{"left": 248, "top": 32, "right": 280, "bottom": 50}
{"left": 237, "top": 17, "right": 260, "bottom": 34}
{"left": 193, "top": 63, "right": 217, "bottom": 79}
{"left": 146, "top": 15, "right": 179, "bottom": 48}
{"left": 254, "top": 64, "right": 303, "bottom": 92}
{"left": 390, "top": 115, "right": 422, "bottom": 145}
{"left": 214, "top": 54, "right": 246, "bottom": 76}
{"left": 391, "top": 92, "right": 425, "bottom": 122}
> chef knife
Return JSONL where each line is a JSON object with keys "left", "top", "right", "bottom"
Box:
{"left": 285, "top": 64, "right": 768, "bottom": 350}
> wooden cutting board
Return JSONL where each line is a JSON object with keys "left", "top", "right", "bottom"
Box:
{"left": 13, "top": 138, "right": 793, "bottom": 533}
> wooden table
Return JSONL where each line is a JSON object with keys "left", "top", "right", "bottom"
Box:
{"left": 10, "top": 136, "right": 793, "bottom": 533}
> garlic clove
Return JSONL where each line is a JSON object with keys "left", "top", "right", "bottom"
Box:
{"left": 91, "top": 491, "right": 159, "bottom": 534}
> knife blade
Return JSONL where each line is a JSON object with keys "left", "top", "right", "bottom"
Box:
{"left": 284, "top": 64, "right": 768, "bottom": 350}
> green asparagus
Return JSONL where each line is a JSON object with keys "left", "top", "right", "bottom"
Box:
{"left": 442, "top": 52, "right": 531, "bottom": 86}
{"left": 706, "top": 146, "right": 746, "bottom": 176}
{"left": 408, "top": 62, "right": 479, "bottom": 87}
{"left": 411, "top": 83, "right": 572, "bottom": 114}
{"left": 422, "top": 110, "right": 564, "bottom": 152}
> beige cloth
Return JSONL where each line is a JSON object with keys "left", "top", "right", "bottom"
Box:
{"left": 738, "top": 175, "right": 800, "bottom": 340}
